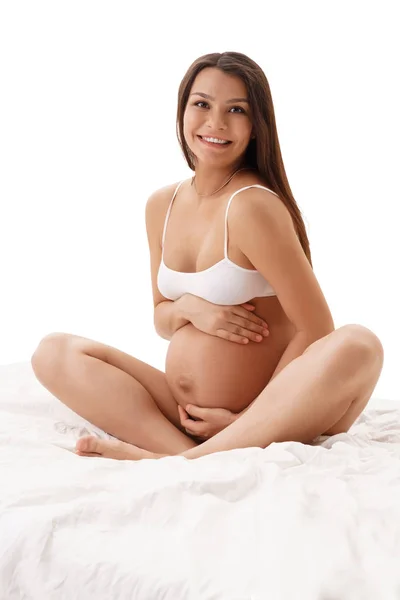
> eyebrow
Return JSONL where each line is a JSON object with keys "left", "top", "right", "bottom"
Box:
{"left": 190, "top": 92, "right": 249, "bottom": 104}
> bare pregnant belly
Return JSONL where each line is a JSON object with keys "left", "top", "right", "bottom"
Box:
{"left": 165, "top": 322, "right": 294, "bottom": 414}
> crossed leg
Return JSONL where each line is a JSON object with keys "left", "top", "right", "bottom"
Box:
{"left": 76, "top": 324, "right": 384, "bottom": 460}
{"left": 31, "top": 331, "right": 200, "bottom": 456}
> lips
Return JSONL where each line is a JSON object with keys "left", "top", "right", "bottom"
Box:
{"left": 197, "top": 135, "right": 232, "bottom": 145}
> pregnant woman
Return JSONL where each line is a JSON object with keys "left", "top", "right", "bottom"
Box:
{"left": 31, "top": 51, "right": 384, "bottom": 461}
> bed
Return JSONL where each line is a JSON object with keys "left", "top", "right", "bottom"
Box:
{"left": 1, "top": 360, "right": 400, "bottom": 599}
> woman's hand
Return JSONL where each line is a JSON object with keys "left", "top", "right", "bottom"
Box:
{"left": 182, "top": 294, "right": 270, "bottom": 345}
{"left": 178, "top": 404, "right": 239, "bottom": 441}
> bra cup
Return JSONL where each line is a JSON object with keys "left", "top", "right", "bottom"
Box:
{"left": 157, "top": 257, "right": 276, "bottom": 305}
{"left": 158, "top": 181, "right": 278, "bottom": 304}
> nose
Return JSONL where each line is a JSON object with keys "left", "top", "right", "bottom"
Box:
{"left": 206, "top": 108, "right": 227, "bottom": 131}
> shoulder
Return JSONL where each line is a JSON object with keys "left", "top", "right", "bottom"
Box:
{"left": 227, "top": 185, "right": 335, "bottom": 334}
{"left": 145, "top": 179, "right": 188, "bottom": 233}
{"left": 146, "top": 180, "right": 186, "bottom": 214}
{"left": 228, "top": 184, "right": 294, "bottom": 234}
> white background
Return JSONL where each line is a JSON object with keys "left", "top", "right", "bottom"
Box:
{"left": 0, "top": 1, "right": 398, "bottom": 402}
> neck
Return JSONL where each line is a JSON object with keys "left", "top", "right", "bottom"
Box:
{"left": 192, "top": 162, "right": 244, "bottom": 197}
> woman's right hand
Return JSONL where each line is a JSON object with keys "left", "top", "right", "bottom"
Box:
{"left": 182, "top": 294, "right": 270, "bottom": 344}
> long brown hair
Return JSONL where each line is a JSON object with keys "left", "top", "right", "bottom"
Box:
{"left": 176, "top": 51, "right": 313, "bottom": 267}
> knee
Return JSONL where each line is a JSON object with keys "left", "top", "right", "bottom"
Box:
{"left": 31, "top": 332, "right": 71, "bottom": 379}
{"left": 337, "top": 324, "right": 384, "bottom": 368}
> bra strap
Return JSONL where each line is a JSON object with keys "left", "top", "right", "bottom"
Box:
{"left": 223, "top": 184, "right": 279, "bottom": 259}
{"left": 161, "top": 180, "right": 185, "bottom": 258}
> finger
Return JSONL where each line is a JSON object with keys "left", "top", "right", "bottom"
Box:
{"left": 182, "top": 419, "right": 208, "bottom": 436}
{"left": 241, "top": 303, "right": 255, "bottom": 310}
{"left": 235, "top": 307, "right": 269, "bottom": 330}
{"left": 178, "top": 406, "right": 192, "bottom": 428}
{"left": 223, "top": 321, "right": 268, "bottom": 343}
{"left": 230, "top": 312, "right": 269, "bottom": 335}
{"left": 185, "top": 428, "right": 208, "bottom": 440}
{"left": 189, "top": 432, "right": 208, "bottom": 442}
{"left": 185, "top": 404, "right": 208, "bottom": 420}
{"left": 178, "top": 405, "right": 185, "bottom": 421}
{"left": 179, "top": 411, "right": 199, "bottom": 429}
{"left": 215, "top": 328, "right": 252, "bottom": 344}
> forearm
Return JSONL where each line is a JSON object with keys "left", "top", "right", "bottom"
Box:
{"left": 238, "top": 328, "right": 334, "bottom": 417}
{"left": 154, "top": 294, "right": 193, "bottom": 340}
{"left": 269, "top": 330, "right": 327, "bottom": 381}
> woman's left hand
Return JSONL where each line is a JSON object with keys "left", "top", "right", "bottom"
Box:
{"left": 178, "top": 404, "right": 238, "bottom": 441}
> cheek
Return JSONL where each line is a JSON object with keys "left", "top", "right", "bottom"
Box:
{"left": 184, "top": 109, "right": 201, "bottom": 134}
{"left": 238, "top": 120, "right": 253, "bottom": 138}
{"left": 238, "top": 126, "right": 253, "bottom": 147}
{"left": 183, "top": 117, "right": 191, "bottom": 138}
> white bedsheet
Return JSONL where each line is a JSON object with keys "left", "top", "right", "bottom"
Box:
{"left": 0, "top": 361, "right": 399, "bottom": 600}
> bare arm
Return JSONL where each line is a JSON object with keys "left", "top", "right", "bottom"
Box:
{"left": 235, "top": 328, "right": 333, "bottom": 419}
{"left": 145, "top": 185, "right": 265, "bottom": 344}
{"left": 145, "top": 184, "right": 195, "bottom": 341}
{"left": 154, "top": 296, "right": 192, "bottom": 341}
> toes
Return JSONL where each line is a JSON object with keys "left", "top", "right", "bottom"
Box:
{"left": 75, "top": 451, "right": 100, "bottom": 457}
{"left": 74, "top": 436, "right": 160, "bottom": 461}
{"left": 75, "top": 435, "right": 103, "bottom": 454}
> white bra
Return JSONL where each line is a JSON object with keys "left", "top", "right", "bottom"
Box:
{"left": 157, "top": 180, "right": 278, "bottom": 305}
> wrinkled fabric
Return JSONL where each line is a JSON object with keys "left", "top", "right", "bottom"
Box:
{"left": 1, "top": 362, "right": 400, "bottom": 600}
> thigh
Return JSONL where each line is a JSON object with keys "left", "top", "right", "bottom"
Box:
{"left": 36, "top": 332, "right": 184, "bottom": 433}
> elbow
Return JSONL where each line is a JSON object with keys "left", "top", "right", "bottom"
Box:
{"left": 158, "top": 330, "right": 172, "bottom": 341}
{"left": 298, "top": 319, "right": 336, "bottom": 342}
{"left": 321, "top": 315, "right": 336, "bottom": 336}
{"left": 304, "top": 324, "right": 335, "bottom": 342}
{"left": 301, "top": 313, "right": 336, "bottom": 339}
{"left": 153, "top": 318, "right": 171, "bottom": 342}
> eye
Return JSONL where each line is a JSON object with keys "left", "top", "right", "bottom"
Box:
{"left": 229, "top": 106, "right": 246, "bottom": 114}
{"left": 193, "top": 101, "right": 246, "bottom": 114}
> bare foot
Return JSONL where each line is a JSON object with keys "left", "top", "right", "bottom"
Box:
{"left": 75, "top": 436, "right": 166, "bottom": 460}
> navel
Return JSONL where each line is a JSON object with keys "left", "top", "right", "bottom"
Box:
{"left": 176, "top": 373, "right": 196, "bottom": 392}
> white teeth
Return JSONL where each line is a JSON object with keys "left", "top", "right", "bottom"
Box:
{"left": 202, "top": 136, "right": 229, "bottom": 145}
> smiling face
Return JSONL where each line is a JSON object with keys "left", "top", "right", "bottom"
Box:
{"left": 183, "top": 67, "right": 254, "bottom": 168}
